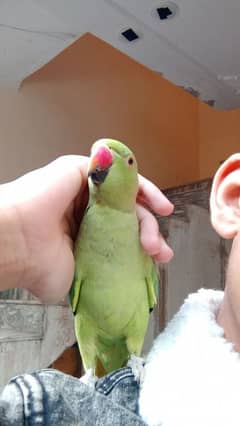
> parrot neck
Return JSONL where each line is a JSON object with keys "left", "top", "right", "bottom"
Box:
{"left": 88, "top": 174, "right": 138, "bottom": 212}
{"left": 89, "top": 191, "right": 136, "bottom": 212}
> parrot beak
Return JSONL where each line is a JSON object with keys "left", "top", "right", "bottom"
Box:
{"left": 88, "top": 145, "right": 113, "bottom": 186}
{"left": 88, "top": 165, "right": 110, "bottom": 185}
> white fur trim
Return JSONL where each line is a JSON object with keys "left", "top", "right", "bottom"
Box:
{"left": 139, "top": 289, "right": 240, "bottom": 426}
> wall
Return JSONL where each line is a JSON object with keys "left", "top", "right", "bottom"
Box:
{"left": 0, "top": 300, "right": 75, "bottom": 390}
{"left": 18, "top": 32, "right": 199, "bottom": 189}
{"left": 0, "top": 32, "right": 239, "bottom": 187}
{"left": 0, "top": 88, "right": 87, "bottom": 182}
{"left": 199, "top": 102, "right": 240, "bottom": 179}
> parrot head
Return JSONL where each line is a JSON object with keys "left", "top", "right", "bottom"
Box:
{"left": 88, "top": 138, "right": 138, "bottom": 211}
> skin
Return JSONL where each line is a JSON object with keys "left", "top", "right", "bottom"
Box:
{"left": 209, "top": 153, "right": 240, "bottom": 351}
{"left": 0, "top": 155, "right": 173, "bottom": 303}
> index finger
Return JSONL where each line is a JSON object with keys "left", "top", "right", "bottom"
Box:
{"left": 137, "top": 174, "right": 174, "bottom": 216}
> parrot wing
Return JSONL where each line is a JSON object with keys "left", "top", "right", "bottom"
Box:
{"left": 69, "top": 271, "right": 83, "bottom": 315}
{"left": 145, "top": 257, "right": 159, "bottom": 312}
{"left": 69, "top": 205, "right": 91, "bottom": 314}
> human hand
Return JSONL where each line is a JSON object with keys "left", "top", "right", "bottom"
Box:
{"left": 0, "top": 156, "right": 173, "bottom": 303}
{"left": 137, "top": 174, "right": 174, "bottom": 263}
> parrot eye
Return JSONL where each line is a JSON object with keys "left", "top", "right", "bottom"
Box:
{"left": 128, "top": 157, "right": 134, "bottom": 166}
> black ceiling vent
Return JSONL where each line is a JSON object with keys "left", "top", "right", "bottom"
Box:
{"left": 157, "top": 7, "right": 172, "bottom": 20}
{"left": 121, "top": 28, "right": 139, "bottom": 42}
{"left": 154, "top": 2, "right": 178, "bottom": 21}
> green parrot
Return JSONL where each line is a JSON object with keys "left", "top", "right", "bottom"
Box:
{"left": 69, "top": 138, "right": 158, "bottom": 377}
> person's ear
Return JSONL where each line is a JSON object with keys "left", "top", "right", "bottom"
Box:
{"left": 210, "top": 153, "right": 240, "bottom": 239}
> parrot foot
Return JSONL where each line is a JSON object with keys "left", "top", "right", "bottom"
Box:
{"left": 79, "top": 368, "right": 97, "bottom": 388}
{"left": 127, "top": 354, "right": 145, "bottom": 384}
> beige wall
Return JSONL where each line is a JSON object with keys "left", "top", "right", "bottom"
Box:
{"left": 0, "top": 32, "right": 239, "bottom": 187}
{"left": 0, "top": 88, "right": 87, "bottom": 182}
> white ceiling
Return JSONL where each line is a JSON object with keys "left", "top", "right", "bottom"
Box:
{"left": 1, "top": 0, "right": 240, "bottom": 109}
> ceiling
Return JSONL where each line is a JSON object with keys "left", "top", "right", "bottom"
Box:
{"left": 1, "top": 0, "right": 240, "bottom": 109}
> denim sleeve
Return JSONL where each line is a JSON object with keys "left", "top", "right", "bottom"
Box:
{"left": 0, "top": 368, "right": 147, "bottom": 425}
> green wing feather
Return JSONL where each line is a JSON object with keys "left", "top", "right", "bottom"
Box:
{"left": 145, "top": 257, "right": 159, "bottom": 312}
{"left": 69, "top": 273, "right": 82, "bottom": 315}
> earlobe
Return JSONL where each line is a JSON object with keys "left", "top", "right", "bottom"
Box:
{"left": 210, "top": 154, "right": 240, "bottom": 239}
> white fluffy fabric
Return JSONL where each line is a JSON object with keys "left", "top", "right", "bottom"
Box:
{"left": 139, "top": 289, "right": 240, "bottom": 426}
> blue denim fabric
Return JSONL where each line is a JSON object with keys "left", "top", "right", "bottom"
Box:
{"left": 0, "top": 368, "right": 147, "bottom": 425}
{"left": 96, "top": 367, "right": 140, "bottom": 416}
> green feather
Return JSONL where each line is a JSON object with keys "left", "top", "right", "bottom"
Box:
{"left": 69, "top": 139, "right": 158, "bottom": 376}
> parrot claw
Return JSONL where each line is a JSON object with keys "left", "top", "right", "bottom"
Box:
{"left": 127, "top": 354, "right": 145, "bottom": 384}
{"left": 79, "top": 368, "right": 97, "bottom": 388}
